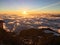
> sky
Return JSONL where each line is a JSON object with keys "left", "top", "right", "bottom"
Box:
{"left": 0, "top": 0, "right": 60, "bottom": 14}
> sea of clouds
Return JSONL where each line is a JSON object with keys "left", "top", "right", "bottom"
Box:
{"left": 0, "top": 14, "right": 60, "bottom": 35}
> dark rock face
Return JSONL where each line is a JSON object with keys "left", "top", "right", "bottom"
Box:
{"left": 0, "top": 28, "right": 12, "bottom": 45}
{"left": 0, "top": 28, "right": 60, "bottom": 45}
{"left": 19, "top": 28, "right": 60, "bottom": 45}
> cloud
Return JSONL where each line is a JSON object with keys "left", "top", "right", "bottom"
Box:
{"left": 38, "top": 2, "right": 60, "bottom": 10}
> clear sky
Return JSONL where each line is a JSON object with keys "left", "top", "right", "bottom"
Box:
{"left": 0, "top": 0, "right": 60, "bottom": 14}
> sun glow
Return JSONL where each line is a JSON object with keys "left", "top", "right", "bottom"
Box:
{"left": 22, "top": 11, "right": 28, "bottom": 15}
{"left": 21, "top": 10, "right": 30, "bottom": 17}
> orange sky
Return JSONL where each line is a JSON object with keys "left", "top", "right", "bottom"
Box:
{"left": 0, "top": 10, "right": 60, "bottom": 15}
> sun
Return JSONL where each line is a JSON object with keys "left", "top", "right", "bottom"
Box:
{"left": 21, "top": 10, "right": 29, "bottom": 17}
{"left": 22, "top": 11, "right": 28, "bottom": 15}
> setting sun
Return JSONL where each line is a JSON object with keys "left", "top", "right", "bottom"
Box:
{"left": 21, "top": 10, "right": 30, "bottom": 17}
{"left": 22, "top": 11, "right": 28, "bottom": 15}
